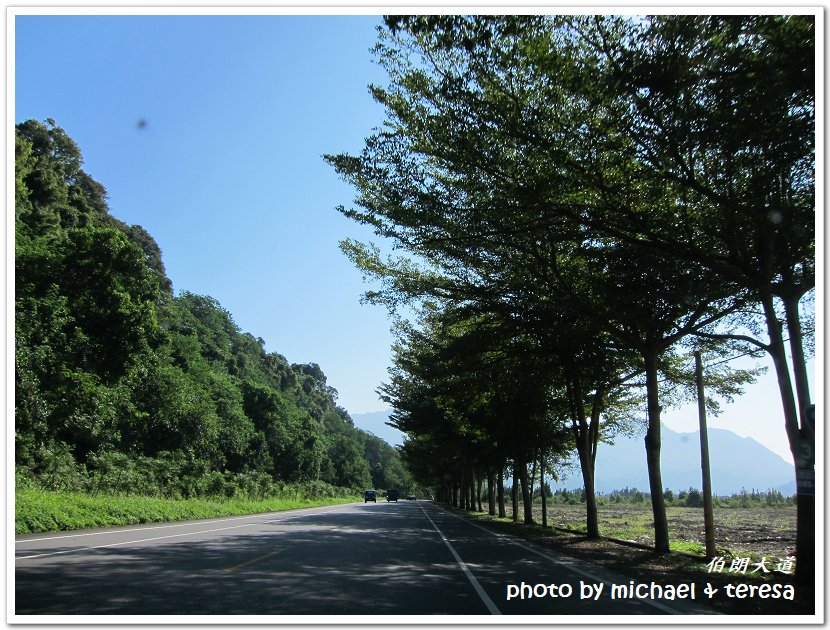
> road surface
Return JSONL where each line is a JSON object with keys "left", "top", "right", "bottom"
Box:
{"left": 15, "top": 500, "right": 716, "bottom": 617}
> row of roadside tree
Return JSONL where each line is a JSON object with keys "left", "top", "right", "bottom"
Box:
{"left": 326, "top": 15, "right": 815, "bottom": 581}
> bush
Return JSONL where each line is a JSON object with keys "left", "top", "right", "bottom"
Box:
{"left": 684, "top": 487, "right": 703, "bottom": 508}
{"left": 30, "top": 442, "right": 88, "bottom": 492}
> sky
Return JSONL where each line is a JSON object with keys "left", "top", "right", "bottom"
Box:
{"left": 12, "top": 9, "right": 819, "bottom": 464}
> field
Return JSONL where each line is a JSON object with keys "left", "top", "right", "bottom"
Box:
{"left": 460, "top": 503, "right": 809, "bottom": 614}
{"left": 514, "top": 503, "right": 796, "bottom": 562}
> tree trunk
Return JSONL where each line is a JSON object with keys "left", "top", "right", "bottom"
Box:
{"left": 761, "top": 295, "right": 801, "bottom": 452}
{"left": 644, "top": 347, "right": 670, "bottom": 553}
{"left": 796, "top": 491, "right": 815, "bottom": 585}
{"left": 772, "top": 297, "right": 814, "bottom": 586}
{"left": 476, "top": 476, "right": 483, "bottom": 512}
{"left": 529, "top": 450, "right": 537, "bottom": 498}
{"left": 759, "top": 293, "right": 816, "bottom": 582}
{"left": 487, "top": 469, "right": 496, "bottom": 515}
{"left": 517, "top": 458, "right": 534, "bottom": 525}
{"left": 540, "top": 449, "right": 548, "bottom": 528}
{"left": 511, "top": 472, "right": 518, "bottom": 522}
{"left": 569, "top": 378, "right": 601, "bottom": 539}
{"left": 497, "top": 467, "right": 506, "bottom": 518}
{"left": 783, "top": 294, "right": 812, "bottom": 416}
{"left": 577, "top": 444, "right": 600, "bottom": 539}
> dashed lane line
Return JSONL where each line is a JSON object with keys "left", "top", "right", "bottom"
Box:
{"left": 223, "top": 548, "right": 282, "bottom": 573}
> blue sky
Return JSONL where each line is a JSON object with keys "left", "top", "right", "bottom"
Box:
{"left": 13, "top": 11, "right": 816, "bottom": 463}
{"left": 15, "top": 14, "right": 397, "bottom": 416}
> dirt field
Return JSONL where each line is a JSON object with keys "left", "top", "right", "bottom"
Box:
{"left": 462, "top": 505, "right": 812, "bottom": 615}
{"left": 516, "top": 503, "right": 796, "bottom": 561}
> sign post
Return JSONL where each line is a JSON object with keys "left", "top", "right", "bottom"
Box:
{"left": 694, "top": 351, "right": 716, "bottom": 557}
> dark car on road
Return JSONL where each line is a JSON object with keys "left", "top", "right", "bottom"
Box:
{"left": 364, "top": 489, "right": 377, "bottom": 503}
{"left": 386, "top": 489, "right": 399, "bottom": 502}
{"left": 406, "top": 494, "right": 416, "bottom": 501}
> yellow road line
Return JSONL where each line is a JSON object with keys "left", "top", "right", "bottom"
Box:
{"left": 223, "top": 548, "right": 282, "bottom": 574}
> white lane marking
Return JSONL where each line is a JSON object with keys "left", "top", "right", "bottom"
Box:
{"left": 15, "top": 503, "right": 355, "bottom": 545}
{"left": 17, "top": 514, "right": 273, "bottom": 544}
{"left": 223, "top": 547, "right": 282, "bottom": 573}
{"left": 417, "top": 503, "right": 502, "bottom": 615}
{"left": 434, "top": 506, "right": 716, "bottom": 616}
{"left": 16, "top": 505, "right": 356, "bottom": 561}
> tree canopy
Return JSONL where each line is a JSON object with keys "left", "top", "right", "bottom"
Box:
{"left": 326, "top": 14, "right": 813, "bottom": 563}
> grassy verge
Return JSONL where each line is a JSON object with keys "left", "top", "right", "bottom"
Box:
{"left": 15, "top": 488, "right": 359, "bottom": 535}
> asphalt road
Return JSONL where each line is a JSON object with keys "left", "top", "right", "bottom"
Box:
{"left": 15, "top": 500, "right": 716, "bottom": 618}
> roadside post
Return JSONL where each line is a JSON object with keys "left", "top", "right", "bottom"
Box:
{"left": 694, "top": 351, "right": 717, "bottom": 558}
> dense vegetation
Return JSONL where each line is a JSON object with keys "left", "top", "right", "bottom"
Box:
{"left": 326, "top": 15, "right": 814, "bottom": 577}
{"left": 15, "top": 488, "right": 356, "bottom": 535}
{"left": 525, "top": 486, "right": 795, "bottom": 509}
{"left": 15, "top": 119, "right": 416, "bottom": 507}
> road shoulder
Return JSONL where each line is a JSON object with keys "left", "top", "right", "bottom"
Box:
{"left": 429, "top": 503, "right": 814, "bottom": 617}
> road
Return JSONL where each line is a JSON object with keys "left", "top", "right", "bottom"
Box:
{"left": 15, "top": 500, "right": 716, "bottom": 618}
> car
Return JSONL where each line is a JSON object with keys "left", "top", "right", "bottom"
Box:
{"left": 364, "top": 489, "right": 377, "bottom": 503}
{"left": 386, "top": 489, "right": 399, "bottom": 502}
{"left": 406, "top": 495, "right": 416, "bottom": 501}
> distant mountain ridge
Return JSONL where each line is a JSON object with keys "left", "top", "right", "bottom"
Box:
{"left": 350, "top": 411, "right": 797, "bottom": 496}
{"left": 558, "top": 426, "right": 796, "bottom": 496}
{"left": 350, "top": 409, "right": 406, "bottom": 448}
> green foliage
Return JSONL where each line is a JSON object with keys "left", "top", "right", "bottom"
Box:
{"left": 15, "top": 488, "right": 359, "bottom": 535}
{"left": 713, "top": 489, "right": 795, "bottom": 509}
{"left": 326, "top": 15, "right": 812, "bottom": 552}
{"left": 550, "top": 486, "right": 795, "bottom": 509}
{"left": 360, "top": 431, "right": 416, "bottom": 492}
{"left": 15, "top": 119, "right": 413, "bottom": 517}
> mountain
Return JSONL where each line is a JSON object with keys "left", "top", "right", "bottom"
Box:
{"left": 350, "top": 409, "right": 406, "bottom": 447}
{"left": 345, "top": 412, "right": 796, "bottom": 495}
{"left": 555, "top": 426, "right": 796, "bottom": 496}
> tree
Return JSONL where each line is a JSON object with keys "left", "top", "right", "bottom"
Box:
{"left": 326, "top": 15, "right": 763, "bottom": 551}
{"left": 563, "top": 15, "right": 815, "bottom": 570}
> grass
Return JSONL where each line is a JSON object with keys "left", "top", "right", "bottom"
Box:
{"left": 15, "top": 488, "right": 360, "bottom": 535}
{"left": 668, "top": 540, "right": 707, "bottom": 555}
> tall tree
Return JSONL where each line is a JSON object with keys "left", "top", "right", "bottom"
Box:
{"left": 327, "top": 15, "right": 765, "bottom": 551}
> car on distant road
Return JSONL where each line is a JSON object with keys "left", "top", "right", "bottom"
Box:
{"left": 387, "top": 489, "right": 399, "bottom": 502}
{"left": 406, "top": 495, "right": 416, "bottom": 501}
{"left": 364, "top": 489, "right": 377, "bottom": 503}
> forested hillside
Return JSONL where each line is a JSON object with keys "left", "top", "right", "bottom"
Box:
{"left": 15, "top": 119, "right": 414, "bottom": 499}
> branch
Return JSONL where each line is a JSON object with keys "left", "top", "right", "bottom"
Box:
{"left": 692, "top": 330, "right": 771, "bottom": 353}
